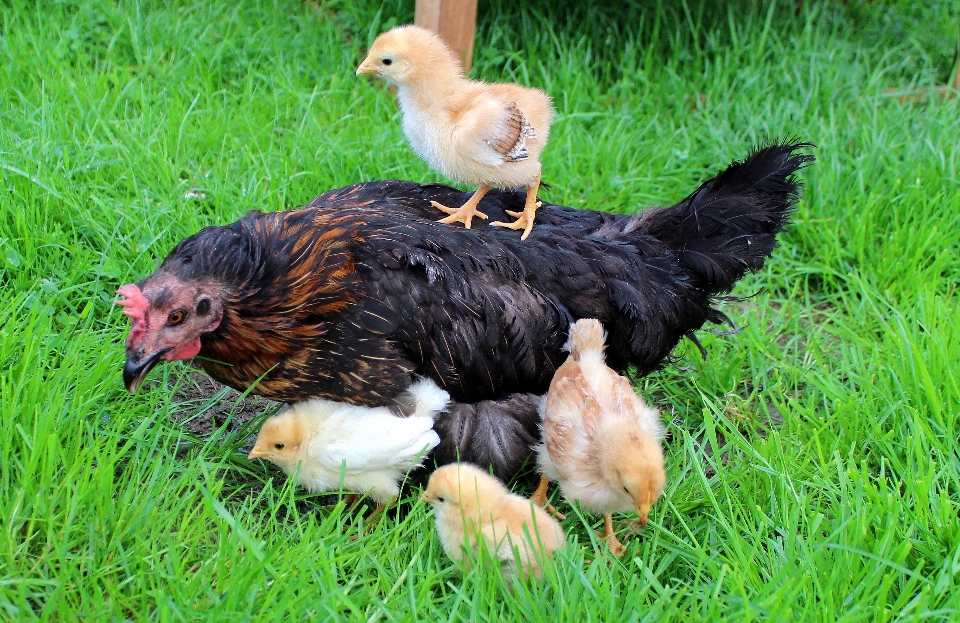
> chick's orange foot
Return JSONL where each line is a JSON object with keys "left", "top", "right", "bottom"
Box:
{"left": 432, "top": 201, "right": 489, "bottom": 228}
{"left": 600, "top": 514, "right": 627, "bottom": 558}
{"left": 491, "top": 176, "right": 543, "bottom": 240}
{"left": 491, "top": 202, "right": 541, "bottom": 240}
{"left": 433, "top": 184, "right": 491, "bottom": 229}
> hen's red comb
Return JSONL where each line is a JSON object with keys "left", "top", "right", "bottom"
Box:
{"left": 116, "top": 284, "right": 149, "bottom": 322}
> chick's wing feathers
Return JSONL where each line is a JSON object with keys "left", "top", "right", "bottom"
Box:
{"left": 543, "top": 367, "right": 603, "bottom": 463}
{"left": 604, "top": 373, "right": 666, "bottom": 440}
{"left": 312, "top": 406, "right": 440, "bottom": 471}
{"left": 453, "top": 98, "right": 536, "bottom": 167}
{"left": 483, "top": 102, "right": 535, "bottom": 162}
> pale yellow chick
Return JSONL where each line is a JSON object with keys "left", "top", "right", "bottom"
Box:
{"left": 248, "top": 378, "right": 448, "bottom": 517}
{"left": 420, "top": 463, "right": 565, "bottom": 579}
{"left": 534, "top": 319, "right": 667, "bottom": 557}
{"left": 357, "top": 25, "right": 554, "bottom": 240}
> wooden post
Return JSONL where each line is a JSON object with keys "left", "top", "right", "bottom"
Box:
{"left": 415, "top": 0, "right": 478, "bottom": 72}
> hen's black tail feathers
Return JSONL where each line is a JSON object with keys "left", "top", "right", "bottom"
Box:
{"left": 640, "top": 140, "right": 814, "bottom": 294}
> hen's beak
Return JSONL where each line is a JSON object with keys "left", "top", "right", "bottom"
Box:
{"left": 248, "top": 447, "right": 267, "bottom": 460}
{"left": 356, "top": 60, "right": 378, "bottom": 76}
{"left": 123, "top": 347, "right": 172, "bottom": 394}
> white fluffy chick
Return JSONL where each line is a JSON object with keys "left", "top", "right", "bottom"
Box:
{"left": 357, "top": 25, "right": 554, "bottom": 240}
{"left": 248, "top": 378, "right": 448, "bottom": 515}
{"left": 420, "top": 463, "right": 565, "bottom": 580}
{"left": 534, "top": 319, "right": 666, "bottom": 557}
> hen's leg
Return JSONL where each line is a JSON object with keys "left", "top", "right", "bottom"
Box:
{"left": 433, "top": 185, "right": 491, "bottom": 229}
{"left": 491, "top": 174, "right": 541, "bottom": 241}
{"left": 600, "top": 513, "right": 626, "bottom": 557}
{"left": 529, "top": 475, "right": 565, "bottom": 520}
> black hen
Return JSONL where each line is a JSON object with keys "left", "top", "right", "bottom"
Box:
{"left": 119, "top": 141, "right": 813, "bottom": 478}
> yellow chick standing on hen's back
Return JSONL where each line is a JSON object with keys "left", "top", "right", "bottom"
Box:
{"left": 534, "top": 318, "right": 667, "bottom": 557}
{"left": 357, "top": 25, "right": 554, "bottom": 240}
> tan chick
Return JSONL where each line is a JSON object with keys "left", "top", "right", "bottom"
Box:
{"left": 357, "top": 25, "right": 554, "bottom": 240}
{"left": 420, "top": 463, "right": 565, "bottom": 579}
{"left": 533, "top": 318, "right": 667, "bottom": 557}
{"left": 248, "top": 378, "right": 448, "bottom": 517}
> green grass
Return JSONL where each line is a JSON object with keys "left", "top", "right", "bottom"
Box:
{"left": 2, "top": 0, "right": 959, "bottom": 620}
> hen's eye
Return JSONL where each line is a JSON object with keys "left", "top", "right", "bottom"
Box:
{"left": 274, "top": 443, "right": 285, "bottom": 450}
{"left": 168, "top": 310, "right": 187, "bottom": 325}
{"left": 382, "top": 58, "right": 393, "bottom": 66}
{"left": 623, "top": 486, "right": 630, "bottom": 495}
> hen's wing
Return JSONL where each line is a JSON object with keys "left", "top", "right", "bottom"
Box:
{"left": 346, "top": 196, "right": 570, "bottom": 402}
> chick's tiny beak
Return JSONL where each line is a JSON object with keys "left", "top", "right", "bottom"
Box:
{"left": 248, "top": 447, "right": 267, "bottom": 460}
{"left": 123, "top": 347, "right": 172, "bottom": 394}
{"left": 635, "top": 505, "right": 651, "bottom": 527}
{"left": 356, "top": 59, "right": 378, "bottom": 76}
{"left": 636, "top": 490, "right": 654, "bottom": 526}
{"left": 419, "top": 492, "right": 433, "bottom": 504}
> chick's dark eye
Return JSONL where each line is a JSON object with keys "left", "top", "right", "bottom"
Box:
{"left": 274, "top": 443, "right": 285, "bottom": 450}
{"left": 382, "top": 58, "right": 393, "bottom": 66}
{"left": 167, "top": 310, "right": 187, "bottom": 325}
{"left": 436, "top": 496, "right": 445, "bottom": 503}
{"left": 196, "top": 299, "right": 211, "bottom": 315}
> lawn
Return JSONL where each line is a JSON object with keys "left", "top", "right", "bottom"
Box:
{"left": 2, "top": 0, "right": 959, "bottom": 620}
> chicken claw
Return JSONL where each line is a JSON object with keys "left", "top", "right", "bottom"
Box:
{"left": 600, "top": 513, "right": 627, "bottom": 558}
{"left": 492, "top": 177, "right": 543, "bottom": 240}
{"left": 433, "top": 202, "right": 489, "bottom": 229}
{"left": 433, "top": 185, "right": 491, "bottom": 229}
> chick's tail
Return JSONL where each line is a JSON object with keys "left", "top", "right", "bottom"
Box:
{"left": 392, "top": 378, "right": 451, "bottom": 419}
{"left": 566, "top": 318, "right": 607, "bottom": 362}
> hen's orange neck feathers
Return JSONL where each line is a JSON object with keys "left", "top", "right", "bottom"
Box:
{"left": 131, "top": 208, "right": 365, "bottom": 403}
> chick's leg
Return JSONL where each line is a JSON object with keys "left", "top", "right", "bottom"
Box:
{"left": 433, "top": 185, "right": 491, "bottom": 229}
{"left": 364, "top": 497, "right": 395, "bottom": 523}
{"left": 600, "top": 513, "right": 626, "bottom": 558}
{"left": 529, "top": 475, "right": 565, "bottom": 520}
{"left": 529, "top": 475, "right": 550, "bottom": 507}
{"left": 347, "top": 496, "right": 396, "bottom": 541}
{"left": 491, "top": 174, "right": 542, "bottom": 241}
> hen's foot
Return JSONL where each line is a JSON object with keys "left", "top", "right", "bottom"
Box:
{"left": 433, "top": 184, "right": 491, "bottom": 229}
{"left": 325, "top": 493, "right": 360, "bottom": 510}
